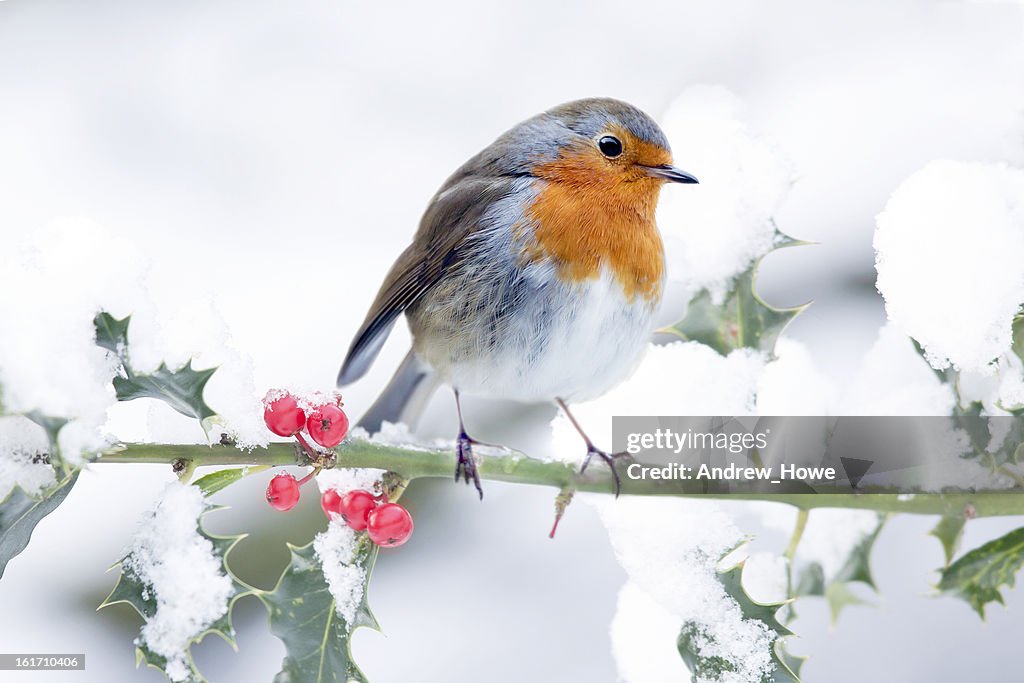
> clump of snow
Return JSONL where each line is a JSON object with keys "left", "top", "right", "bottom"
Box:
{"left": 874, "top": 160, "right": 1024, "bottom": 373}
{"left": 291, "top": 389, "right": 345, "bottom": 416}
{"left": 959, "top": 351, "right": 1024, "bottom": 414}
{"left": 795, "top": 509, "right": 879, "bottom": 581}
{"left": 347, "top": 421, "right": 449, "bottom": 453}
{"left": 841, "top": 323, "right": 956, "bottom": 416}
{"left": 313, "top": 521, "right": 366, "bottom": 627}
{"left": 0, "top": 416, "right": 56, "bottom": 499}
{"left": 124, "top": 483, "right": 233, "bottom": 683}
{"left": 0, "top": 219, "right": 270, "bottom": 455}
{"left": 120, "top": 292, "right": 268, "bottom": 449}
{"left": 550, "top": 342, "right": 766, "bottom": 463}
{"left": 658, "top": 85, "right": 795, "bottom": 302}
{"left": 57, "top": 419, "right": 114, "bottom": 467}
{"left": 594, "top": 496, "right": 774, "bottom": 683}
{"left": 756, "top": 338, "right": 836, "bottom": 415}
{"left": 743, "top": 552, "right": 789, "bottom": 605}
{"left": 0, "top": 219, "right": 133, "bottom": 463}
{"left": 316, "top": 468, "right": 385, "bottom": 497}
{"left": 610, "top": 582, "right": 691, "bottom": 683}
{"left": 745, "top": 501, "right": 799, "bottom": 536}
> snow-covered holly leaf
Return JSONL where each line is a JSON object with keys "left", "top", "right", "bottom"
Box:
{"left": 678, "top": 561, "right": 800, "bottom": 683}
{"left": 794, "top": 514, "right": 885, "bottom": 623}
{"left": 930, "top": 514, "right": 967, "bottom": 568}
{"left": 662, "top": 231, "right": 808, "bottom": 356}
{"left": 0, "top": 472, "right": 78, "bottom": 579}
{"left": 937, "top": 526, "right": 1024, "bottom": 619}
{"left": 192, "top": 466, "right": 270, "bottom": 497}
{"left": 94, "top": 311, "right": 130, "bottom": 362}
{"left": 260, "top": 537, "right": 378, "bottom": 683}
{"left": 113, "top": 361, "right": 219, "bottom": 432}
{"left": 99, "top": 501, "right": 252, "bottom": 683}
{"left": 24, "top": 411, "right": 70, "bottom": 452}
{"left": 95, "top": 310, "right": 220, "bottom": 434}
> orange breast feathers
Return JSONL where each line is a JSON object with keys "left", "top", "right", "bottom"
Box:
{"left": 524, "top": 132, "right": 669, "bottom": 303}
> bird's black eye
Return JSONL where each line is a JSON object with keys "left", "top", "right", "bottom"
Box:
{"left": 598, "top": 135, "right": 623, "bottom": 158}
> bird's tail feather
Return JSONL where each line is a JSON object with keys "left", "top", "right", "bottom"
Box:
{"left": 356, "top": 350, "right": 440, "bottom": 434}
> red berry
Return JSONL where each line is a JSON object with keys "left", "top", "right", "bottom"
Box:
{"left": 321, "top": 489, "right": 343, "bottom": 518}
{"left": 306, "top": 404, "right": 349, "bottom": 448}
{"left": 337, "top": 490, "right": 377, "bottom": 531}
{"left": 263, "top": 392, "right": 306, "bottom": 437}
{"left": 366, "top": 503, "right": 414, "bottom": 547}
{"left": 266, "top": 473, "right": 300, "bottom": 511}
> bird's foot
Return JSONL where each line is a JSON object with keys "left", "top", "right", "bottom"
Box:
{"left": 455, "top": 430, "right": 484, "bottom": 500}
{"left": 579, "top": 446, "right": 631, "bottom": 497}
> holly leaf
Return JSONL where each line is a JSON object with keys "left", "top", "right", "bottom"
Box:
{"left": 94, "top": 311, "right": 131, "bottom": 361}
{"left": 678, "top": 561, "right": 800, "bottom": 683}
{"left": 937, "top": 526, "right": 1024, "bottom": 618}
{"left": 662, "top": 230, "right": 809, "bottom": 356}
{"left": 260, "top": 539, "right": 378, "bottom": 683}
{"left": 930, "top": 514, "right": 967, "bottom": 568}
{"left": 95, "top": 310, "right": 221, "bottom": 434}
{"left": 794, "top": 513, "right": 885, "bottom": 623}
{"left": 113, "top": 361, "right": 219, "bottom": 432}
{"left": 192, "top": 466, "right": 270, "bottom": 497}
{"left": 0, "top": 472, "right": 78, "bottom": 579}
{"left": 99, "top": 507, "right": 252, "bottom": 682}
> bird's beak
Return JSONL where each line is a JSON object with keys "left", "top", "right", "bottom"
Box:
{"left": 642, "top": 164, "right": 699, "bottom": 184}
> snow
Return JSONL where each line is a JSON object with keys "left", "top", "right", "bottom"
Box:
{"left": 0, "top": 416, "right": 56, "bottom": 499}
{"left": 594, "top": 496, "right": 775, "bottom": 683}
{"left": 610, "top": 582, "right": 691, "bottom": 683}
{"left": 658, "top": 85, "right": 795, "bottom": 303}
{"left": 743, "top": 552, "right": 789, "bottom": 605}
{"left": 874, "top": 160, "right": 1024, "bottom": 373}
{"left": 316, "top": 467, "right": 384, "bottom": 498}
{"left": 959, "top": 351, "right": 1024, "bottom": 414}
{"left": 347, "top": 420, "right": 463, "bottom": 453}
{"left": 0, "top": 219, "right": 129, "bottom": 463}
{"left": 0, "top": 219, "right": 270, "bottom": 457}
{"left": 313, "top": 521, "right": 366, "bottom": 627}
{"left": 745, "top": 502, "right": 799, "bottom": 537}
{"left": 841, "top": 323, "right": 956, "bottom": 416}
{"left": 550, "top": 337, "right": 836, "bottom": 467}
{"left": 550, "top": 342, "right": 766, "bottom": 463}
{"left": 756, "top": 339, "right": 836, "bottom": 415}
{"left": 124, "top": 483, "right": 233, "bottom": 683}
{"left": 795, "top": 509, "right": 879, "bottom": 581}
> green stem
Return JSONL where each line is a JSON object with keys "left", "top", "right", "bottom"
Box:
{"left": 784, "top": 509, "right": 809, "bottom": 561}
{"left": 97, "top": 440, "right": 1024, "bottom": 518}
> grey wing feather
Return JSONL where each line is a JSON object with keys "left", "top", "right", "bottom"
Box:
{"left": 336, "top": 175, "right": 517, "bottom": 386}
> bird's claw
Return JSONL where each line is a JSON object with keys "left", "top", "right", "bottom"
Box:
{"left": 455, "top": 431, "right": 484, "bottom": 500}
{"left": 579, "top": 447, "right": 630, "bottom": 497}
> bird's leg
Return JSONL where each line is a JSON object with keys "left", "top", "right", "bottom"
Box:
{"left": 556, "top": 398, "right": 630, "bottom": 497}
{"left": 453, "top": 390, "right": 484, "bottom": 500}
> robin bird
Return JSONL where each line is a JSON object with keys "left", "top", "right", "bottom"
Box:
{"left": 337, "top": 98, "right": 697, "bottom": 498}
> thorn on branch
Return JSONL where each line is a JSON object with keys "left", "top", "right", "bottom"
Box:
{"left": 549, "top": 486, "right": 575, "bottom": 539}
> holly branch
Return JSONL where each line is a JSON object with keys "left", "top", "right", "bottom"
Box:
{"left": 99, "top": 440, "right": 1024, "bottom": 518}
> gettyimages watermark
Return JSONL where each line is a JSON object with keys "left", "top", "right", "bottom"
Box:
{"left": 612, "top": 416, "right": 1024, "bottom": 494}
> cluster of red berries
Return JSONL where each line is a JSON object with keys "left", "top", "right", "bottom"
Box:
{"left": 263, "top": 389, "right": 349, "bottom": 448}
{"left": 322, "top": 488, "right": 414, "bottom": 548}
{"left": 261, "top": 388, "right": 413, "bottom": 548}
{"left": 263, "top": 389, "right": 350, "bottom": 513}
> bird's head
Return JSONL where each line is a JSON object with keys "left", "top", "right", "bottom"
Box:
{"left": 483, "top": 98, "right": 697, "bottom": 192}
